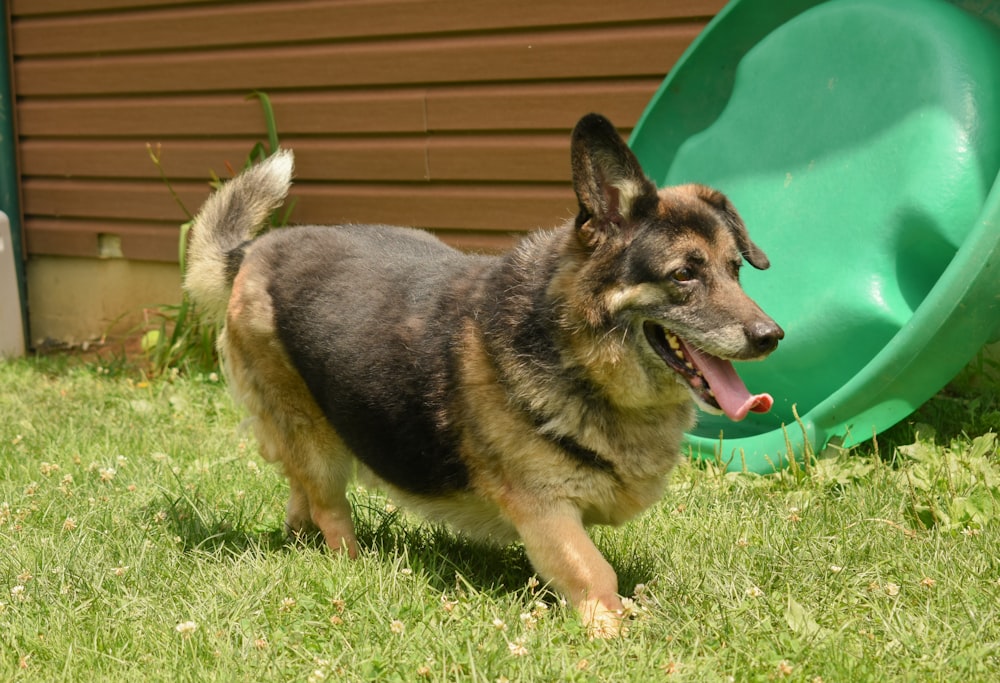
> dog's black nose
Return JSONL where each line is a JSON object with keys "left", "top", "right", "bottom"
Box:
{"left": 747, "top": 320, "right": 784, "bottom": 354}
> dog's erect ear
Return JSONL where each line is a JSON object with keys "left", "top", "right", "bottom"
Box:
{"left": 693, "top": 186, "right": 771, "bottom": 270}
{"left": 571, "top": 113, "right": 658, "bottom": 247}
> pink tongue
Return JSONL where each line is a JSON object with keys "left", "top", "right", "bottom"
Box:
{"left": 682, "top": 342, "right": 773, "bottom": 421}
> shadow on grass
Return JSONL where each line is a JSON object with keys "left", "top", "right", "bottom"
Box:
{"left": 145, "top": 489, "right": 288, "bottom": 555}
{"left": 875, "top": 375, "right": 1000, "bottom": 460}
{"left": 147, "top": 486, "right": 658, "bottom": 600}
{"left": 348, "top": 491, "right": 660, "bottom": 598}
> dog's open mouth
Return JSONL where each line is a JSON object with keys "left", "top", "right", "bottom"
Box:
{"left": 642, "top": 321, "right": 773, "bottom": 421}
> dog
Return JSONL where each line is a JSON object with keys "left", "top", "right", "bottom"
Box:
{"left": 184, "top": 113, "right": 783, "bottom": 636}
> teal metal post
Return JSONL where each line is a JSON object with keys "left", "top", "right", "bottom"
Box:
{"left": 0, "top": 0, "right": 28, "bottom": 349}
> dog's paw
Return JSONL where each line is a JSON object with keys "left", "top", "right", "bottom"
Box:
{"left": 580, "top": 598, "right": 628, "bottom": 639}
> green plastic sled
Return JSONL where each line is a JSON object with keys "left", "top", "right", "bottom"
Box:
{"left": 629, "top": 0, "right": 1000, "bottom": 472}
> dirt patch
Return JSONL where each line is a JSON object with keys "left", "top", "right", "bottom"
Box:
{"left": 33, "top": 333, "right": 153, "bottom": 372}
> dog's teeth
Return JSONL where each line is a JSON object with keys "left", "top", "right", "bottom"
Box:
{"left": 684, "top": 362, "right": 695, "bottom": 370}
{"left": 667, "top": 335, "right": 681, "bottom": 351}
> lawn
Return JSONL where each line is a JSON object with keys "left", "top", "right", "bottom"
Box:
{"left": 1, "top": 351, "right": 999, "bottom": 682}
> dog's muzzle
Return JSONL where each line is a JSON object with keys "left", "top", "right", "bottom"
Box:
{"left": 642, "top": 321, "right": 774, "bottom": 421}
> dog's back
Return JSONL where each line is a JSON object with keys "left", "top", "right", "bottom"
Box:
{"left": 244, "top": 223, "right": 494, "bottom": 494}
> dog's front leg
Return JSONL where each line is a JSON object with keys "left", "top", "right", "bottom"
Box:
{"left": 504, "top": 498, "right": 624, "bottom": 637}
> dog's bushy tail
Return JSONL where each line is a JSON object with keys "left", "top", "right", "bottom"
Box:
{"left": 184, "top": 149, "right": 294, "bottom": 321}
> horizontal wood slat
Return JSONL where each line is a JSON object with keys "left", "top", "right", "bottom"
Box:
{"left": 290, "top": 184, "right": 577, "bottom": 231}
{"left": 15, "top": 23, "right": 700, "bottom": 96}
{"left": 13, "top": 0, "right": 723, "bottom": 56}
{"left": 10, "top": 0, "right": 216, "bottom": 17}
{"left": 22, "top": 179, "right": 577, "bottom": 232}
{"left": 20, "top": 133, "right": 589, "bottom": 183}
{"left": 17, "top": 90, "right": 431, "bottom": 137}
{"left": 425, "top": 82, "right": 656, "bottom": 131}
{"left": 25, "top": 217, "right": 526, "bottom": 261}
{"left": 24, "top": 179, "right": 210, "bottom": 224}
{"left": 427, "top": 134, "right": 571, "bottom": 183}
{"left": 25, "top": 219, "right": 185, "bottom": 262}
{"left": 20, "top": 138, "right": 431, "bottom": 182}
{"left": 17, "top": 81, "right": 659, "bottom": 138}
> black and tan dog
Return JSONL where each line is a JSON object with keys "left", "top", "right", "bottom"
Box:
{"left": 185, "top": 113, "right": 783, "bottom": 636}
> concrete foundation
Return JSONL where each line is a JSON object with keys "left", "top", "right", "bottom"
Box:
{"left": 26, "top": 255, "right": 182, "bottom": 347}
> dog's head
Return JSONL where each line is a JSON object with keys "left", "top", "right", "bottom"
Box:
{"left": 563, "top": 113, "right": 783, "bottom": 420}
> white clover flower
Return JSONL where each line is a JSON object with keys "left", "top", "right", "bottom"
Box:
{"left": 507, "top": 638, "right": 528, "bottom": 657}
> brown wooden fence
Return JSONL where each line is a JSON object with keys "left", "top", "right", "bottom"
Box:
{"left": 10, "top": 0, "right": 723, "bottom": 261}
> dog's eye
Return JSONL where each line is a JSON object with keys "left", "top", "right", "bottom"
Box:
{"left": 671, "top": 267, "right": 696, "bottom": 283}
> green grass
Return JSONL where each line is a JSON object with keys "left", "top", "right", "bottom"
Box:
{"left": 2, "top": 354, "right": 1000, "bottom": 681}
